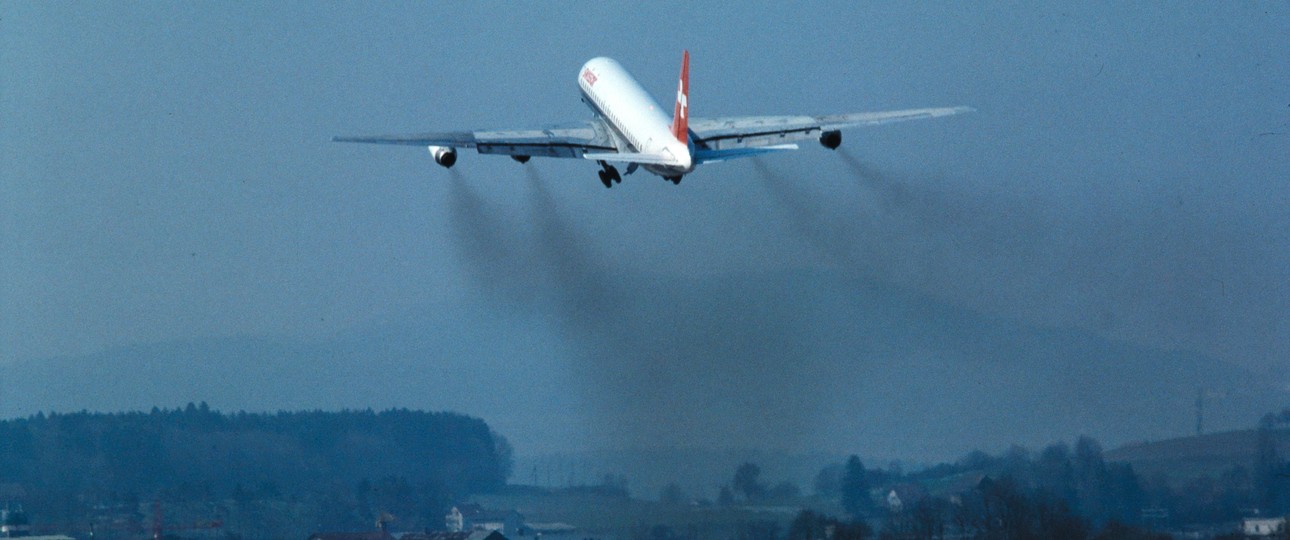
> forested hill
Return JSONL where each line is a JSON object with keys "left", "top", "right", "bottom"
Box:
{"left": 0, "top": 405, "right": 512, "bottom": 509}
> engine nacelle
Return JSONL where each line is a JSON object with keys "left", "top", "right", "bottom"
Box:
{"left": 428, "top": 146, "right": 457, "bottom": 168}
{"left": 819, "top": 130, "right": 842, "bottom": 150}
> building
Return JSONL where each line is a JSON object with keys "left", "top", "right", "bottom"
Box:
{"left": 1242, "top": 516, "right": 1286, "bottom": 537}
{"left": 0, "top": 506, "right": 73, "bottom": 540}
{"left": 885, "top": 483, "right": 929, "bottom": 513}
{"left": 445, "top": 507, "right": 464, "bottom": 533}
{"left": 2, "top": 507, "right": 30, "bottom": 538}
{"left": 451, "top": 505, "right": 523, "bottom": 538}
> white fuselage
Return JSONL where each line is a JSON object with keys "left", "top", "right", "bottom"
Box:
{"left": 577, "top": 57, "right": 693, "bottom": 176}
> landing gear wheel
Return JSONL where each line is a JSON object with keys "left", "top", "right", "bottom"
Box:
{"left": 597, "top": 160, "right": 621, "bottom": 188}
{"left": 667, "top": 176, "right": 682, "bottom": 185}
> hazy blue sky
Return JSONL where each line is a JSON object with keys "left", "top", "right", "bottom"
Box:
{"left": 3, "top": 2, "right": 1288, "bottom": 463}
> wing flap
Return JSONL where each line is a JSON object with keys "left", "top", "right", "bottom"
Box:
{"left": 582, "top": 151, "right": 680, "bottom": 166}
{"left": 477, "top": 142, "right": 595, "bottom": 159}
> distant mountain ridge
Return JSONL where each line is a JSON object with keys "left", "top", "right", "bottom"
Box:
{"left": 1, "top": 268, "right": 1282, "bottom": 473}
{"left": 1106, "top": 428, "right": 1290, "bottom": 484}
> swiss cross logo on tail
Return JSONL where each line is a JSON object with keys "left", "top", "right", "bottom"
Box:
{"left": 671, "top": 50, "right": 690, "bottom": 144}
{"left": 677, "top": 81, "right": 687, "bottom": 119}
{"left": 581, "top": 68, "right": 597, "bottom": 86}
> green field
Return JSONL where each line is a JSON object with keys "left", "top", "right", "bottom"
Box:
{"left": 469, "top": 491, "right": 841, "bottom": 538}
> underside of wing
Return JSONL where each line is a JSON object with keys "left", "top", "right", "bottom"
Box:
{"left": 813, "top": 106, "right": 976, "bottom": 128}
{"left": 333, "top": 121, "right": 618, "bottom": 159}
{"left": 689, "top": 106, "right": 973, "bottom": 151}
{"left": 693, "top": 144, "right": 799, "bottom": 164}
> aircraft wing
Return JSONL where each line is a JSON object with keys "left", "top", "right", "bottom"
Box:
{"left": 688, "top": 106, "right": 974, "bottom": 151}
{"left": 333, "top": 121, "right": 617, "bottom": 159}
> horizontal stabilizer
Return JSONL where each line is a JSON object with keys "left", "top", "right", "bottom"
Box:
{"left": 694, "top": 144, "right": 799, "bottom": 164}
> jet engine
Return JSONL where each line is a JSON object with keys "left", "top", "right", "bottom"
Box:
{"left": 428, "top": 146, "right": 458, "bottom": 168}
{"left": 819, "top": 130, "right": 842, "bottom": 150}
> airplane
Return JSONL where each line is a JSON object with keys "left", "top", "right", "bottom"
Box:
{"left": 334, "top": 51, "right": 973, "bottom": 188}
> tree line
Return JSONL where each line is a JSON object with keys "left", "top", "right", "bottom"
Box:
{"left": 707, "top": 432, "right": 1273, "bottom": 539}
{"left": 0, "top": 404, "right": 512, "bottom": 537}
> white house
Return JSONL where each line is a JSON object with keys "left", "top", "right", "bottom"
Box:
{"left": 1243, "top": 516, "right": 1286, "bottom": 537}
{"left": 445, "top": 507, "right": 465, "bottom": 533}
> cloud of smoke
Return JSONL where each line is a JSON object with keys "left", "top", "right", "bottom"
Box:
{"left": 476, "top": 169, "right": 830, "bottom": 450}
{"left": 753, "top": 150, "right": 1076, "bottom": 309}
{"left": 444, "top": 158, "right": 1290, "bottom": 461}
{"left": 445, "top": 170, "right": 548, "bottom": 305}
{"left": 817, "top": 150, "right": 1286, "bottom": 368}
{"left": 446, "top": 160, "right": 1094, "bottom": 455}
{"left": 751, "top": 158, "right": 877, "bottom": 280}
{"left": 523, "top": 168, "right": 621, "bottom": 329}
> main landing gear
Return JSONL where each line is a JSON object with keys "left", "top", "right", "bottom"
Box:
{"left": 665, "top": 176, "right": 682, "bottom": 185}
{"left": 597, "top": 161, "right": 622, "bottom": 188}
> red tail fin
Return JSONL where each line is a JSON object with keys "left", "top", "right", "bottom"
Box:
{"left": 671, "top": 50, "right": 690, "bottom": 144}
